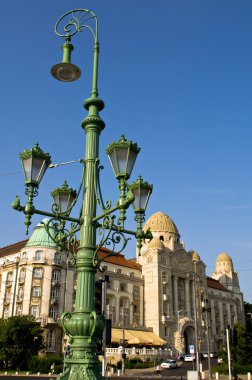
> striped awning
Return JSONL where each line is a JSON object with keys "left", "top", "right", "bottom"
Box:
{"left": 112, "top": 328, "right": 166, "bottom": 346}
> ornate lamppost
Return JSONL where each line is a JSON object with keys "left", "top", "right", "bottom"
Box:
{"left": 12, "top": 8, "right": 153, "bottom": 380}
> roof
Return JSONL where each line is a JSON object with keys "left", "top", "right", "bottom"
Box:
{"left": 98, "top": 248, "right": 141, "bottom": 271}
{"left": 207, "top": 276, "right": 228, "bottom": 291}
{"left": 144, "top": 211, "right": 179, "bottom": 235}
{"left": 26, "top": 218, "right": 57, "bottom": 247}
{"left": 0, "top": 240, "right": 28, "bottom": 257}
{"left": 147, "top": 237, "right": 164, "bottom": 249}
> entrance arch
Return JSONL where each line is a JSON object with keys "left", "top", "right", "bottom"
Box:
{"left": 183, "top": 325, "right": 195, "bottom": 353}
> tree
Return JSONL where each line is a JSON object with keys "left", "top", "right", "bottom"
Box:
{"left": 231, "top": 322, "right": 252, "bottom": 365}
{"left": 0, "top": 316, "right": 44, "bottom": 370}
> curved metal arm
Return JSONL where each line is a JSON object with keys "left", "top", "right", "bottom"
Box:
{"left": 54, "top": 9, "right": 99, "bottom": 98}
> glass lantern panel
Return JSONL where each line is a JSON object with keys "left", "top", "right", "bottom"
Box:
{"left": 23, "top": 157, "right": 32, "bottom": 182}
{"left": 116, "top": 148, "right": 128, "bottom": 174}
{"left": 139, "top": 188, "right": 150, "bottom": 210}
{"left": 59, "top": 194, "right": 69, "bottom": 213}
{"left": 132, "top": 188, "right": 140, "bottom": 210}
{"left": 126, "top": 149, "right": 138, "bottom": 176}
{"left": 32, "top": 158, "right": 46, "bottom": 182}
{"left": 109, "top": 150, "right": 118, "bottom": 176}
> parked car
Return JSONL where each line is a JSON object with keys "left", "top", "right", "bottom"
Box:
{"left": 161, "top": 359, "right": 178, "bottom": 369}
{"left": 184, "top": 354, "right": 195, "bottom": 362}
{"left": 203, "top": 352, "right": 208, "bottom": 358}
{"left": 210, "top": 352, "right": 217, "bottom": 358}
{"left": 217, "top": 357, "right": 223, "bottom": 364}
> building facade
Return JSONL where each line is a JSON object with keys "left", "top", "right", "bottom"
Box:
{"left": 0, "top": 212, "right": 245, "bottom": 355}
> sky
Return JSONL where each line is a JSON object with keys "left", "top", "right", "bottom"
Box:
{"left": 1, "top": 1, "right": 252, "bottom": 302}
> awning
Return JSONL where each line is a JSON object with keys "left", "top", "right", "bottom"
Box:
{"left": 112, "top": 328, "right": 166, "bottom": 346}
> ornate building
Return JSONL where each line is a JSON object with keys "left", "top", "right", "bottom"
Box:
{"left": 0, "top": 212, "right": 245, "bottom": 355}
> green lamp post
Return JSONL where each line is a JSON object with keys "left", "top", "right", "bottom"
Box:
{"left": 12, "top": 8, "right": 153, "bottom": 380}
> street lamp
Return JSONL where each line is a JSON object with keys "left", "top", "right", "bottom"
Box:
{"left": 187, "top": 254, "right": 201, "bottom": 377}
{"left": 12, "top": 8, "right": 153, "bottom": 380}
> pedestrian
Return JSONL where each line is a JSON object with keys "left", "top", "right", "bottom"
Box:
{"left": 50, "top": 363, "right": 55, "bottom": 374}
{"left": 156, "top": 364, "right": 161, "bottom": 376}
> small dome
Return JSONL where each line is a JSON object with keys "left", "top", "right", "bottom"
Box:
{"left": 26, "top": 218, "right": 57, "bottom": 247}
{"left": 216, "top": 252, "right": 232, "bottom": 263}
{"left": 189, "top": 250, "right": 200, "bottom": 262}
{"left": 144, "top": 211, "right": 179, "bottom": 235}
{"left": 147, "top": 237, "right": 164, "bottom": 249}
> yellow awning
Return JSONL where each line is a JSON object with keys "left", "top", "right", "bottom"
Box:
{"left": 112, "top": 329, "right": 166, "bottom": 346}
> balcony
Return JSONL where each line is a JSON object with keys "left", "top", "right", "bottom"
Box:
{"left": 50, "top": 298, "right": 59, "bottom": 305}
{"left": 5, "top": 281, "right": 12, "bottom": 288}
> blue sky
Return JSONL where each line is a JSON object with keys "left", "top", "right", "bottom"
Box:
{"left": 1, "top": 1, "right": 252, "bottom": 302}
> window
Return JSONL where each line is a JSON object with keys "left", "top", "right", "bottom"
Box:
{"left": 47, "top": 330, "right": 56, "bottom": 351}
{"left": 120, "top": 283, "right": 127, "bottom": 292}
{"left": 49, "top": 306, "right": 58, "bottom": 321}
{"left": 30, "top": 305, "right": 40, "bottom": 319}
{"left": 16, "top": 306, "right": 22, "bottom": 316}
{"left": 33, "top": 268, "right": 43, "bottom": 278}
{"left": 52, "top": 269, "right": 61, "bottom": 282}
{"left": 5, "top": 290, "right": 11, "bottom": 302}
{"left": 35, "top": 250, "right": 44, "bottom": 261}
{"left": 51, "top": 287, "right": 59, "bottom": 300}
{"left": 3, "top": 307, "right": 9, "bottom": 319}
{"left": 18, "top": 287, "right": 24, "bottom": 301}
{"left": 6, "top": 272, "right": 13, "bottom": 285}
{"left": 19, "top": 269, "right": 26, "bottom": 283}
{"left": 32, "top": 286, "right": 41, "bottom": 297}
{"left": 53, "top": 252, "right": 61, "bottom": 265}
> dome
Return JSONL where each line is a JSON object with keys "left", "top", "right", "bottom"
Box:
{"left": 26, "top": 218, "right": 57, "bottom": 247}
{"left": 215, "top": 252, "right": 233, "bottom": 273}
{"left": 216, "top": 252, "right": 232, "bottom": 263}
{"left": 147, "top": 237, "right": 164, "bottom": 249}
{"left": 189, "top": 250, "right": 200, "bottom": 262}
{"left": 144, "top": 211, "right": 179, "bottom": 235}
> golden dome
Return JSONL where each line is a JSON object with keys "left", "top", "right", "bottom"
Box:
{"left": 147, "top": 237, "right": 165, "bottom": 249}
{"left": 189, "top": 250, "right": 200, "bottom": 262}
{"left": 144, "top": 211, "right": 179, "bottom": 235}
{"left": 216, "top": 252, "right": 232, "bottom": 263}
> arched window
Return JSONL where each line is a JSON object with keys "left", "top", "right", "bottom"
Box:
{"left": 3, "top": 307, "right": 9, "bottom": 319}
{"left": 52, "top": 269, "right": 61, "bottom": 282}
{"left": 19, "top": 269, "right": 26, "bottom": 283}
{"left": 32, "top": 287, "right": 41, "bottom": 297}
{"left": 30, "top": 305, "right": 40, "bottom": 319}
{"left": 49, "top": 306, "right": 58, "bottom": 321}
{"left": 33, "top": 267, "right": 43, "bottom": 278}
{"left": 47, "top": 330, "right": 56, "bottom": 351}
{"left": 53, "top": 252, "right": 61, "bottom": 265}
{"left": 18, "top": 287, "right": 24, "bottom": 301}
{"left": 34, "top": 250, "right": 44, "bottom": 261}
{"left": 6, "top": 272, "right": 13, "bottom": 286}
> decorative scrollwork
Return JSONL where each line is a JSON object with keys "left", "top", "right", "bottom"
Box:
{"left": 92, "top": 215, "right": 131, "bottom": 268}
{"left": 96, "top": 163, "right": 112, "bottom": 212}
{"left": 61, "top": 311, "right": 73, "bottom": 339}
{"left": 55, "top": 9, "right": 97, "bottom": 41}
{"left": 25, "top": 187, "right": 38, "bottom": 197}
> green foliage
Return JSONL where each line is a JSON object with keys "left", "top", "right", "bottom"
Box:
{"left": 28, "top": 355, "right": 63, "bottom": 374}
{"left": 232, "top": 323, "right": 252, "bottom": 365}
{"left": 0, "top": 316, "right": 44, "bottom": 370}
{"left": 212, "top": 363, "right": 252, "bottom": 375}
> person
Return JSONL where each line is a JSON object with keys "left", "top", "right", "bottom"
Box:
{"left": 50, "top": 363, "right": 55, "bottom": 374}
{"left": 156, "top": 364, "right": 161, "bottom": 376}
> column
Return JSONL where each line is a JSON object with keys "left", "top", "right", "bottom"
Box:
{"left": 173, "top": 275, "right": 178, "bottom": 315}
{"left": 219, "top": 301, "right": 224, "bottom": 332}
{"left": 210, "top": 300, "right": 216, "bottom": 336}
{"left": 185, "top": 278, "right": 191, "bottom": 316}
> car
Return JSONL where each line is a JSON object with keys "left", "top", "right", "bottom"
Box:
{"left": 210, "top": 352, "right": 217, "bottom": 358}
{"left": 184, "top": 354, "right": 195, "bottom": 362}
{"left": 217, "top": 357, "right": 223, "bottom": 364}
{"left": 203, "top": 352, "right": 208, "bottom": 358}
{"left": 161, "top": 359, "right": 178, "bottom": 369}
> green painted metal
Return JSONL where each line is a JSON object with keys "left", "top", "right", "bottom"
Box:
{"left": 26, "top": 218, "right": 57, "bottom": 247}
{"left": 12, "top": 7, "right": 153, "bottom": 380}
